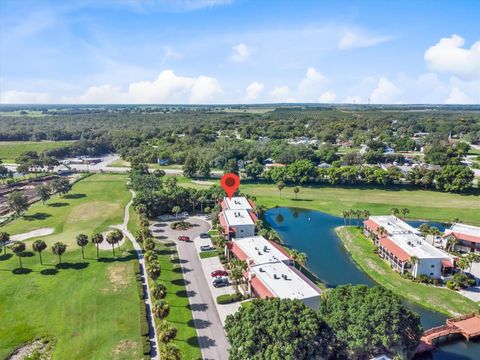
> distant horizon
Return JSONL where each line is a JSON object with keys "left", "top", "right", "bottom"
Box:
{"left": 1, "top": 103, "right": 480, "bottom": 107}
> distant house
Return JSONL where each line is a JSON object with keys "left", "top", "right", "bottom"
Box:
{"left": 364, "top": 216, "right": 454, "bottom": 279}
{"left": 265, "top": 163, "right": 286, "bottom": 169}
{"left": 383, "top": 146, "right": 395, "bottom": 154}
{"left": 158, "top": 158, "right": 170, "bottom": 165}
{"left": 444, "top": 223, "right": 480, "bottom": 254}
{"left": 317, "top": 162, "right": 332, "bottom": 169}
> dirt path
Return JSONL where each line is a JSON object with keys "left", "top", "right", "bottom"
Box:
{"left": 10, "top": 227, "right": 54, "bottom": 241}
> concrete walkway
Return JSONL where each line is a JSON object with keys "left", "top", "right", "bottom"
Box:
{"left": 116, "top": 190, "right": 160, "bottom": 360}
{"left": 151, "top": 216, "right": 230, "bottom": 360}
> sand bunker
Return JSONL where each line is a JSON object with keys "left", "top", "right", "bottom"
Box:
{"left": 11, "top": 228, "right": 54, "bottom": 241}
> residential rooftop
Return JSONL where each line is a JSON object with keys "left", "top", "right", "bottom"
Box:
{"left": 233, "top": 236, "right": 290, "bottom": 265}
{"left": 369, "top": 215, "right": 420, "bottom": 235}
{"left": 224, "top": 209, "right": 255, "bottom": 226}
{"left": 388, "top": 233, "right": 450, "bottom": 259}
{"left": 249, "top": 261, "right": 321, "bottom": 301}
{"left": 448, "top": 223, "right": 480, "bottom": 238}
{"left": 223, "top": 196, "right": 253, "bottom": 210}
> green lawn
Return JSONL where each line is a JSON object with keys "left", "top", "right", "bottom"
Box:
{"left": 335, "top": 226, "right": 479, "bottom": 317}
{"left": 151, "top": 242, "right": 202, "bottom": 360}
{"left": 199, "top": 250, "right": 218, "bottom": 259}
{"left": 2, "top": 174, "right": 129, "bottom": 248}
{"left": 179, "top": 178, "right": 480, "bottom": 226}
{"left": 0, "top": 140, "right": 75, "bottom": 163}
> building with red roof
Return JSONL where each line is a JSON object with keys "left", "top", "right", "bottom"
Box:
{"left": 444, "top": 223, "right": 480, "bottom": 254}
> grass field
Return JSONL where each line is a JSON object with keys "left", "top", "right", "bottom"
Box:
{"left": 179, "top": 178, "right": 480, "bottom": 226}
{"left": 335, "top": 227, "right": 479, "bottom": 317}
{"left": 1, "top": 174, "right": 129, "bottom": 248}
{"left": 151, "top": 242, "right": 202, "bottom": 359}
{"left": 0, "top": 140, "right": 75, "bottom": 163}
{"left": 0, "top": 173, "right": 143, "bottom": 359}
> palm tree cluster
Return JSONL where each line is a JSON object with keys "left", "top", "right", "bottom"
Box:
{"left": 341, "top": 209, "right": 371, "bottom": 227}
{"left": 390, "top": 207, "right": 410, "bottom": 219}
{"left": 289, "top": 249, "right": 308, "bottom": 272}
{"left": 228, "top": 258, "right": 248, "bottom": 293}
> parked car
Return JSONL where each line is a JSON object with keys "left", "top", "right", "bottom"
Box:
{"left": 200, "top": 245, "right": 215, "bottom": 251}
{"left": 178, "top": 236, "right": 191, "bottom": 242}
{"left": 211, "top": 270, "right": 228, "bottom": 277}
{"left": 213, "top": 277, "right": 229, "bottom": 288}
{"left": 199, "top": 233, "right": 211, "bottom": 239}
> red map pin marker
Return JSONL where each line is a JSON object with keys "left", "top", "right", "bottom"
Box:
{"left": 221, "top": 173, "right": 240, "bottom": 199}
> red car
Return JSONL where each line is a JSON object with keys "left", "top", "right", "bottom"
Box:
{"left": 178, "top": 236, "right": 191, "bottom": 242}
{"left": 211, "top": 270, "right": 228, "bottom": 278}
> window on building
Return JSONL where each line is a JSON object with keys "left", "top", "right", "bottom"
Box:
{"left": 431, "top": 265, "right": 435, "bottom": 268}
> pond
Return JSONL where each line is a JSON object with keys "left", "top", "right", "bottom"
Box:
{"left": 266, "top": 207, "right": 480, "bottom": 360}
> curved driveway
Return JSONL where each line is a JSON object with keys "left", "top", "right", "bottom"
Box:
{"left": 151, "top": 216, "right": 230, "bottom": 360}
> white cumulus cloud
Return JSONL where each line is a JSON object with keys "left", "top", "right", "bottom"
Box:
{"left": 244, "top": 81, "right": 264, "bottom": 102}
{"left": 424, "top": 34, "right": 480, "bottom": 80}
{"left": 370, "top": 77, "right": 401, "bottom": 104}
{"left": 0, "top": 90, "right": 51, "bottom": 104}
{"left": 445, "top": 87, "right": 474, "bottom": 104}
{"left": 318, "top": 91, "right": 336, "bottom": 103}
{"left": 230, "top": 43, "right": 251, "bottom": 63}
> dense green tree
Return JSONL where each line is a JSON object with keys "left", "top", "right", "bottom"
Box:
{"left": 36, "top": 184, "right": 51, "bottom": 204}
{"left": 147, "top": 261, "right": 161, "bottom": 280}
{"left": 152, "top": 283, "right": 167, "bottom": 300}
{"left": 7, "top": 191, "right": 29, "bottom": 216}
{"left": 52, "top": 177, "right": 72, "bottom": 196}
{"left": 318, "top": 285, "right": 423, "bottom": 359}
{"left": 153, "top": 300, "right": 170, "bottom": 320}
{"left": 225, "top": 298, "right": 331, "bottom": 360}
{"left": 182, "top": 154, "right": 198, "bottom": 178}
{"left": 0, "top": 232, "right": 10, "bottom": 255}
{"left": 244, "top": 160, "right": 264, "bottom": 179}
{"left": 223, "top": 158, "right": 239, "bottom": 174}
{"left": 435, "top": 165, "right": 474, "bottom": 192}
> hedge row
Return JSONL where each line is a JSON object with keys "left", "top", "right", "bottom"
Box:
{"left": 134, "top": 262, "right": 151, "bottom": 358}
{"left": 216, "top": 293, "right": 244, "bottom": 304}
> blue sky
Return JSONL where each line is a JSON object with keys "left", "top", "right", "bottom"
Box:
{"left": 1, "top": 0, "right": 479, "bottom": 104}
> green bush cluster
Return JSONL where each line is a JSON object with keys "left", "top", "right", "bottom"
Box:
{"left": 447, "top": 273, "right": 476, "bottom": 290}
{"left": 170, "top": 220, "right": 192, "bottom": 230}
{"left": 216, "top": 293, "right": 244, "bottom": 304}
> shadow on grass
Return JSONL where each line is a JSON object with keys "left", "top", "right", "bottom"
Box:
{"left": 188, "top": 335, "right": 215, "bottom": 349}
{"left": 0, "top": 253, "right": 13, "bottom": 261}
{"left": 23, "top": 212, "right": 52, "bottom": 221}
{"left": 176, "top": 289, "right": 196, "bottom": 298}
{"left": 173, "top": 266, "right": 192, "bottom": 274}
{"left": 97, "top": 251, "right": 137, "bottom": 263}
{"left": 48, "top": 202, "right": 69, "bottom": 207}
{"left": 12, "top": 268, "right": 32, "bottom": 275}
{"left": 56, "top": 262, "right": 89, "bottom": 270}
{"left": 171, "top": 258, "right": 188, "bottom": 264}
{"left": 40, "top": 268, "right": 59, "bottom": 275}
{"left": 291, "top": 198, "right": 313, "bottom": 202}
{"left": 157, "top": 249, "right": 176, "bottom": 256}
{"left": 187, "top": 303, "right": 208, "bottom": 312}
{"left": 171, "top": 278, "right": 190, "bottom": 286}
{"left": 64, "top": 193, "right": 86, "bottom": 199}
{"left": 21, "top": 251, "right": 35, "bottom": 258}
{"left": 187, "top": 319, "right": 211, "bottom": 329}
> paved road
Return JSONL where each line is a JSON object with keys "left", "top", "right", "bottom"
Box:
{"left": 116, "top": 190, "right": 160, "bottom": 360}
{"left": 151, "top": 217, "right": 230, "bottom": 360}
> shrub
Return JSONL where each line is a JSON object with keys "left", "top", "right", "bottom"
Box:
{"left": 152, "top": 283, "right": 167, "bottom": 300}
{"left": 446, "top": 280, "right": 458, "bottom": 290}
{"left": 157, "top": 321, "right": 178, "bottom": 343}
{"left": 217, "top": 293, "right": 243, "bottom": 304}
{"left": 170, "top": 220, "right": 192, "bottom": 230}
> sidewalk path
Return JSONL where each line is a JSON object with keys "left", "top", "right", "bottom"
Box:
{"left": 116, "top": 189, "right": 160, "bottom": 360}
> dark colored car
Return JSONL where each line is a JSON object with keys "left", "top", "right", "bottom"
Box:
{"left": 213, "top": 277, "right": 229, "bottom": 288}
{"left": 178, "top": 236, "right": 191, "bottom": 242}
{"left": 200, "top": 245, "right": 215, "bottom": 251}
{"left": 211, "top": 270, "right": 228, "bottom": 277}
{"left": 200, "top": 233, "right": 211, "bottom": 239}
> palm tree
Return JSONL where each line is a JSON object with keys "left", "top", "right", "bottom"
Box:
{"left": 52, "top": 242, "right": 67, "bottom": 264}
{"left": 144, "top": 250, "right": 158, "bottom": 263}
{"left": 159, "top": 342, "right": 181, "bottom": 360}
{"left": 401, "top": 208, "right": 410, "bottom": 219}
{"left": 290, "top": 249, "right": 300, "bottom": 268}
{"left": 32, "top": 239, "right": 47, "bottom": 265}
{"left": 147, "top": 261, "right": 161, "bottom": 280}
{"left": 106, "top": 229, "right": 123, "bottom": 256}
{"left": 466, "top": 253, "right": 480, "bottom": 273}
{"left": 296, "top": 252, "right": 308, "bottom": 272}
{"left": 355, "top": 210, "right": 361, "bottom": 227}
{"left": 341, "top": 211, "right": 348, "bottom": 226}
{"left": 390, "top": 208, "right": 400, "bottom": 217}
{"left": 90, "top": 232, "right": 104, "bottom": 258}
{"left": 378, "top": 226, "right": 387, "bottom": 239}
{"left": 157, "top": 321, "right": 177, "bottom": 343}
{"left": 410, "top": 256, "right": 419, "bottom": 277}
{"left": 144, "top": 238, "right": 155, "bottom": 251}
{"left": 0, "top": 232, "right": 10, "bottom": 256}
{"left": 152, "top": 283, "right": 167, "bottom": 300}
{"left": 11, "top": 242, "right": 26, "bottom": 268}
{"left": 348, "top": 209, "right": 353, "bottom": 226}
{"left": 172, "top": 206, "right": 181, "bottom": 219}
{"left": 293, "top": 186, "right": 300, "bottom": 200}
{"left": 276, "top": 181, "right": 285, "bottom": 198}
{"left": 228, "top": 258, "right": 247, "bottom": 293}
{"left": 76, "top": 233, "right": 89, "bottom": 260}
{"left": 457, "top": 258, "right": 469, "bottom": 275}
{"left": 153, "top": 300, "right": 170, "bottom": 320}
{"left": 446, "top": 234, "right": 458, "bottom": 252}
{"left": 363, "top": 210, "right": 370, "bottom": 221}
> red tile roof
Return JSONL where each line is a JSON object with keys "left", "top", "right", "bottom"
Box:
{"left": 218, "top": 213, "right": 228, "bottom": 233}
{"left": 442, "top": 259, "right": 454, "bottom": 268}
{"left": 364, "top": 219, "right": 380, "bottom": 233}
{"left": 247, "top": 198, "right": 256, "bottom": 209}
{"left": 248, "top": 210, "right": 258, "bottom": 223}
{"left": 250, "top": 275, "right": 274, "bottom": 298}
{"left": 230, "top": 241, "right": 249, "bottom": 261}
{"left": 379, "top": 237, "right": 411, "bottom": 262}
{"left": 444, "top": 230, "right": 480, "bottom": 244}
